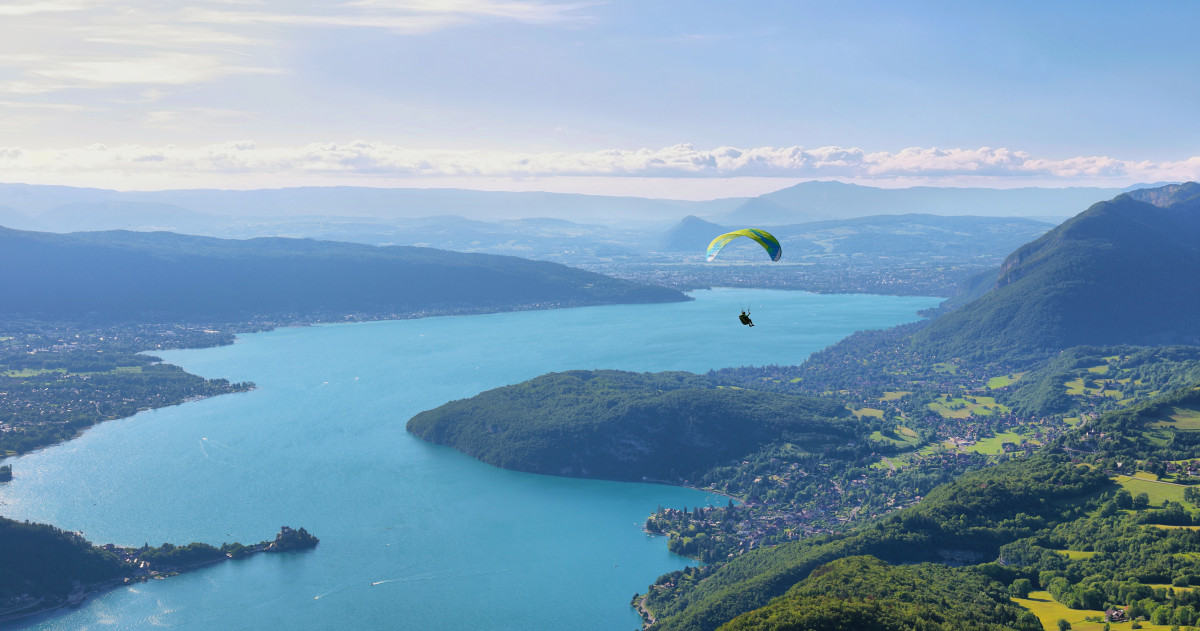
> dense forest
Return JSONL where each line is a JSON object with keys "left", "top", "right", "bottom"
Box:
{"left": 0, "top": 518, "right": 126, "bottom": 601}
{"left": 407, "top": 370, "right": 852, "bottom": 482}
{"left": 718, "top": 556, "right": 1041, "bottom": 631}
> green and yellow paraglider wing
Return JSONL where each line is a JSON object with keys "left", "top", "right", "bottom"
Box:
{"left": 706, "top": 228, "right": 782, "bottom": 262}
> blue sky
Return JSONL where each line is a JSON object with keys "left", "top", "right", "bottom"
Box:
{"left": 1, "top": 0, "right": 1199, "bottom": 197}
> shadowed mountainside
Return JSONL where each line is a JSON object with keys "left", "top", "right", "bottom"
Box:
{"left": 915, "top": 182, "right": 1200, "bottom": 360}
{"left": 0, "top": 226, "right": 687, "bottom": 321}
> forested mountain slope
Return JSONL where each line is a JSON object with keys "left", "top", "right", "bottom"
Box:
{"left": 916, "top": 182, "right": 1200, "bottom": 360}
{"left": 0, "top": 227, "right": 686, "bottom": 321}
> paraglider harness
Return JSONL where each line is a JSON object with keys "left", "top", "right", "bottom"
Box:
{"left": 739, "top": 310, "right": 754, "bottom": 327}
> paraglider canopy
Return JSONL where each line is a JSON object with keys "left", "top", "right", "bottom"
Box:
{"left": 706, "top": 228, "right": 782, "bottom": 262}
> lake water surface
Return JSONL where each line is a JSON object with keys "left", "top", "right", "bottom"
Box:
{"left": 0, "top": 288, "right": 940, "bottom": 630}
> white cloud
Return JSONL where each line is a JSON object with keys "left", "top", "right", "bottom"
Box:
{"left": 31, "top": 53, "right": 278, "bottom": 86}
{"left": 0, "top": 2, "right": 84, "bottom": 16}
{"left": 183, "top": 0, "right": 591, "bottom": 35}
{"left": 1, "top": 141, "right": 1198, "bottom": 187}
{"left": 145, "top": 108, "right": 253, "bottom": 128}
{"left": 0, "top": 99, "right": 88, "bottom": 111}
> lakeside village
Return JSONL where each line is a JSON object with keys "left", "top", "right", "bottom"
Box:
{"left": 0, "top": 526, "right": 318, "bottom": 623}
{"left": 0, "top": 313, "right": 511, "bottom": 459}
{"left": 642, "top": 411, "right": 1082, "bottom": 564}
{"left": 638, "top": 347, "right": 1149, "bottom": 565}
{"left": 0, "top": 323, "right": 251, "bottom": 457}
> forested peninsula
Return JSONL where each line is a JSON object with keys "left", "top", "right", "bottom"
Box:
{"left": 407, "top": 370, "right": 851, "bottom": 482}
{"left": 0, "top": 518, "right": 317, "bottom": 624}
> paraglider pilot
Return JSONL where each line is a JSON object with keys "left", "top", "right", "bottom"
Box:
{"left": 739, "top": 310, "right": 754, "bottom": 327}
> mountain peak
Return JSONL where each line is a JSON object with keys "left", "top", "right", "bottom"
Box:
{"left": 1123, "top": 181, "right": 1200, "bottom": 208}
{"left": 661, "top": 215, "right": 726, "bottom": 252}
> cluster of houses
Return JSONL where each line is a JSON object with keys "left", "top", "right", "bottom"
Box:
{"left": 1164, "top": 460, "right": 1200, "bottom": 477}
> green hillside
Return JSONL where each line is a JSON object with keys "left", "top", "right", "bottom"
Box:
{"left": 718, "top": 556, "right": 1038, "bottom": 631}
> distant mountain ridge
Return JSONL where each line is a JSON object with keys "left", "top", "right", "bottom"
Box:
{"left": 0, "top": 181, "right": 1135, "bottom": 237}
{"left": 0, "top": 182, "right": 742, "bottom": 227}
{"left": 705, "top": 180, "right": 1126, "bottom": 224}
{"left": 916, "top": 182, "right": 1200, "bottom": 359}
{"left": 660, "top": 213, "right": 1053, "bottom": 262}
{"left": 0, "top": 227, "right": 687, "bottom": 321}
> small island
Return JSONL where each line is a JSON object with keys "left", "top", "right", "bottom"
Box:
{"left": 0, "top": 518, "right": 318, "bottom": 624}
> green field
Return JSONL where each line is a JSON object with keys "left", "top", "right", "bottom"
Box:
{"left": 1145, "top": 582, "right": 1196, "bottom": 593}
{"left": 1150, "top": 406, "right": 1200, "bottom": 430}
{"left": 1053, "top": 549, "right": 1098, "bottom": 560}
{"left": 986, "top": 372, "right": 1025, "bottom": 388}
{"left": 2, "top": 368, "right": 66, "bottom": 378}
{"left": 928, "top": 394, "right": 1010, "bottom": 419}
{"left": 869, "top": 428, "right": 919, "bottom": 448}
{"left": 873, "top": 435, "right": 942, "bottom": 469}
{"left": 931, "top": 362, "right": 958, "bottom": 374}
{"left": 1065, "top": 377, "right": 1125, "bottom": 399}
{"left": 880, "top": 390, "right": 911, "bottom": 401}
{"left": 968, "top": 431, "right": 1038, "bottom": 455}
{"left": 1086, "top": 364, "right": 1111, "bottom": 374}
{"left": 852, "top": 407, "right": 884, "bottom": 419}
{"left": 987, "top": 375, "right": 1014, "bottom": 388}
{"left": 1013, "top": 591, "right": 1173, "bottom": 631}
{"left": 2, "top": 366, "right": 143, "bottom": 378}
{"left": 1114, "top": 475, "right": 1188, "bottom": 505}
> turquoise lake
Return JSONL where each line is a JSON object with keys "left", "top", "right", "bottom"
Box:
{"left": 0, "top": 288, "right": 940, "bottom": 630}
